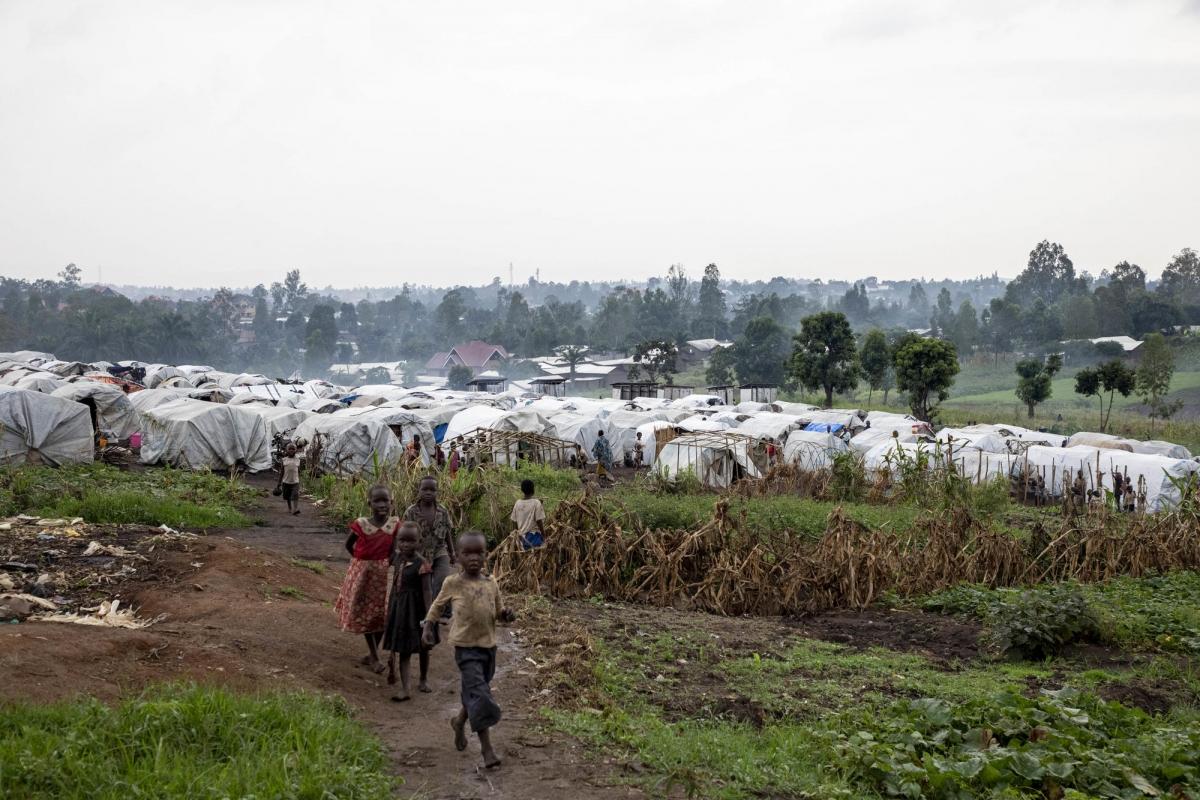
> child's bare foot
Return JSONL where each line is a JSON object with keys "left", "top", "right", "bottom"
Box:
{"left": 372, "top": 660, "right": 386, "bottom": 674}
{"left": 451, "top": 717, "right": 468, "bottom": 751}
{"left": 482, "top": 747, "right": 501, "bottom": 769}
{"left": 418, "top": 681, "right": 431, "bottom": 693}
{"left": 391, "top": 691, "right": 410, "bottom": 702}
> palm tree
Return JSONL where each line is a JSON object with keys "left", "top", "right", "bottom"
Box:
{"left": 554, "top": 344, "right": 589, "bottom": 388}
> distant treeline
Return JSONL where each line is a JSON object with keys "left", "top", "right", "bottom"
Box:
{"left": 1, "top": 242, "right": 1196, "bottom": 379}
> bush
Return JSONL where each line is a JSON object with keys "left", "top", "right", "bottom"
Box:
{"left": 990, "top": 587, "right": 1100, "bottom": 660}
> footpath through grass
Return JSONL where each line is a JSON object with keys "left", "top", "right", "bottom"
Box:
{"left": 0, "top": 684, "right": 398, "bottom": 799}
{"left": 0, "top": 464, "right": 255, "bottom": 528}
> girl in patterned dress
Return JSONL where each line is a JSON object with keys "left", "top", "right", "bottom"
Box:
{"left": 334, "top": 485, "right": 397, "bottom": 673}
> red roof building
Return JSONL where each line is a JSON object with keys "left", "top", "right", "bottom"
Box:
{"left": 423, "top": 341, "right": 509, "bottom": 375}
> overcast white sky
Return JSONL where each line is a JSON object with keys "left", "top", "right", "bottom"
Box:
{"left": 1, "top": 1, "right": 1198, "bottom": 289}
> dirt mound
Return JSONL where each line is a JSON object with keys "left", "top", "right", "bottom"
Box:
{"left": 790, "top": 608, "right": 982, "bottom": 663}
{"left": 1099, "top": 678, "right": 1197, "bottom": 715}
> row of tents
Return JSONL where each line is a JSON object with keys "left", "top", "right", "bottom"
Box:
{"left": 1, "top": 352, "right": 1197, "bottom": 512}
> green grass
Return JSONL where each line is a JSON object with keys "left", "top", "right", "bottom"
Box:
{"left": 606, "top": 489, "right": 922, "bottom": 539}
{"left": 0, "top": 464, "right": 255, "bottom": 528}
{"left": 0, "top": 683, "right": 398, "bottom": 799}
{"left": 290, "top": 558, "right": 328, "bottom": 575}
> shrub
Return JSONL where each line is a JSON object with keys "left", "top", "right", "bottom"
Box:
{"left": 990, "top": 587, "right": 1100, "bottom": 660}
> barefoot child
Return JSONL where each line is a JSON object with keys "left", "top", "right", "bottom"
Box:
{"left": 423, "top": 531, "right": 514, "bottom": 769}
{"left": 275, "top": 443, "right": 302, "bottom": 515}
{"left": 334, "top": 485, "right": 397, "bottom": 673}
{"left": 383, "top": 521, "right": 436, "bottom": 700}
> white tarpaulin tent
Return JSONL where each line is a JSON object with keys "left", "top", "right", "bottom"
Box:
{"left": 736, "top": 412, "right": 805, "bottom": 442}
{"left": 782, "top": 429, "right": 848, "bottom": 470}
{"left": 128, "top": 388, "right": 195, "bottom": 418}
{"left": 957, "top": 423, "right": 1067, "bottom": 448}
{"left": 655, "top": 432, "right": 762, "bottom": 489}
{"left": 13, "top": 373, "right": 66, "bottom": 394}
{"left": 848, "top": 427, "right": 922, "bottom": 455}
{"left": 0, "top": 386, "right": 94, "bottom": 466}
{"left": 549, "top": 411, "right": 607, "bottom": 462}
{"left": 332, "top": 405, "right": 436, "bottom": 460}
{"left": 634, "top": 420, "right": 677, "bottom": 468}
{"left": 935, "top": 427, "right": 1011, "bottom": 454}
{"left": 294, "top": 414, "right": 405, "bottom": 475}
{"left": 139, "top": 400, "right": 272, "bottom": 471}
{"left": 238, "top": 405, "right": 314, "bottom": 439}
{"left": 1066, "top": 431, "right": 1191, "bottom": 459}
{"left": 50, "top": 382, "right": 140, "bottom": 439}
{"left": 1017, "top": 445, "right": 1200, "bottom": 512}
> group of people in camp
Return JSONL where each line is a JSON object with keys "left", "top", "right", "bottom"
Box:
{"left": 318, "top": 473, "right": 545, "bottom": 770}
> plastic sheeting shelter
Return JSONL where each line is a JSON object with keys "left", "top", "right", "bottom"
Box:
{"left": 13, "top": 373, "right": 66, "bottom": 394}
{"left": 0, "top": 386, "right": 94, "bottom": 466}
{"left": 293, "top": 414, "right": 405, "bottom": 475}
{"left": 782, "top": 429, "right": 848, "bottom": 470}
{"left": 548, "top": 412, "right": 608, "bottom": 462}
{"left": 238, "top": 405, "right": 314, "bottom": 439}
{"left": 655, "top": 431, "right": 762, "bottom": 489}
{"left": 139, "top": 400, "right": 272, "bottom": 471}
{"left": 332, "top": 406, "right": 437, "bottom": 462}
{"left": 1016, "top": 445, "right": 1200, "bottom": 512}
{"left": 51, "top": 382, "right": 140, "bottom": 439}
{"left": 1066, "top": 432, "right": 1192, "bottom": 460}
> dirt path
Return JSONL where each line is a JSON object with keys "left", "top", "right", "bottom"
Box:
{"left": 0, "top": 479, "right": 640, "bottom": 799}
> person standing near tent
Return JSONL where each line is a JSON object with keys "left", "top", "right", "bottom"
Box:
{"left": 592, "top": 429, "right": 614, "bottom": 480}
{"left": 633, "top": 431, "right": 645, "bottom": 468}
{"left": 404, "top": 475, "right": 457, "bottom": 607}
{"left": 406, "top": 434, "right": 421, "bottom": 467}
{"left": 448, "top": 442, "right": 461, "bottom": 478}
{"left": 275, "top": 442, "right": 302, "bottom": 515}
{"left": 510, "top": 478, "right": 546, "bottom": 549}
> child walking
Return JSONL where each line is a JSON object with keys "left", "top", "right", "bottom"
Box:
{"left": 509, "top": 478, "right": 546, "bottom": 549}
{"left": 334, "top": 485, "right": 398, "bottom": 673}
{"left": 423, "top": 531, "right": 514, "bottom": 769}
{"left": 383, "top": 521, "right": 436, "bottom": 701}
{"left": 275, "top": 443, "right": 302, "bottom": 515}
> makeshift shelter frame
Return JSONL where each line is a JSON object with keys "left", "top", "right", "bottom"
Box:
{"left": 660, "top": 430, "right": 763, "bottom": 486}
{"left": 454, "top": 427, "right": 576, "bottom": 466}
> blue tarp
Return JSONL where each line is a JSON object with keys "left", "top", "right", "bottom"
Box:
{"left": 433, "top": 422, "right": 448, "bottom": 443}
{"left": 804, "top": 422, "right": 844, "bottom": 433}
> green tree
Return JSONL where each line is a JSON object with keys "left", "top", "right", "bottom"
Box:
{"left": 554, "top": 344, "right": 589, "bottom": 388}
{"left": 1014, "top": 353, "right": 1062, "bottom": 418}
{"left": 1157, "top": 248, "right": 1200, "bottom": 311}
{"left": 858, "top": 328, "right": 890, "bottom": 407}
{"left": 1074, "top": 360, "right": 1136, "bottom": 432}
{"left": 694, "top": 263, "right": 728, "bottom": 338}
{"left": 281, "top": 270, "right": 308, "bottom": 312}
{"left": 893, "top": 337, "right": 960, "bottom": 421}
{"left": 790, "top": 311, "right": 858, "bottom": 408}
{"left": 304, "top": 304, "right": 339, "bottom": 374}
{"left": 58, "top": 263, "right": 82, "bottom": 288}
{"left": 434, "top": 289, "right": 468, "bottom": 343}
{"left": 950, "top": 300, "right": 980, "bottom": 355}
{"left": 447, "top": 364, "right": 474, "bottom": 390}
{"left": 733, "top": 316, "right": 791, "bottom": 386}
{"left": 363, "top": 366, "right": 392, "bottom": 384}
{"left": 1136, "top": 333, "right": 1181, "bottom": 429}
{"left": 705, "top": 345, "right": 736, "bottom": 386}
{"left": 1006, "top": 240, "right": 1084, "bottom": 307}
{"left": 628, "top": 339, "right": 679, "bottom": 384}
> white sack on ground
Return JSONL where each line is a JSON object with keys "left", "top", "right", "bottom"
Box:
{"left": 51, "top": 382, "right": 140, "bottom": 439}
{"left": 0, "top": 386, "right": 94, "bottom": 466}
{"left": 294, "top": 414, "right": 404, "bottom": 475}
{"left": 139, "top": 400, "right": 272, "bottom": 471}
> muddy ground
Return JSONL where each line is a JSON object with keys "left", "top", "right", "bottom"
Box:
{"left": 1, "top": 480, "right": 642, "bottom": 800}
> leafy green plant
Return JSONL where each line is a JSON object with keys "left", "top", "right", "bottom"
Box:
{"left": 991, "top": 587, "right": 1100, "bottom": 660}
{"left": 836, "top": 689, "right": 1199, "bottom": 799}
